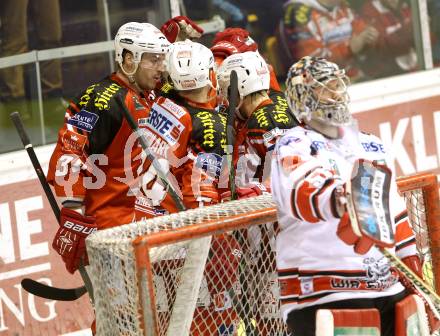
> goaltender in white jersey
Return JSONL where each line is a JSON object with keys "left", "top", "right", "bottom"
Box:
{"left": 271, "top": 56, "right": 422, "bottom": 336}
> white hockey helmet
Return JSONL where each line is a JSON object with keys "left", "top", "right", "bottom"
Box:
{"left": 217, "top": 51, "right": 270, "bottom": 99}
{"left": 115, "top": 22, "right": 170, "bottom": 65}
{"left": 166, "top": 40, "right": 215, "bottom": 91}
{"left": 285, "top": 56, "right": 351, "bottom": 126}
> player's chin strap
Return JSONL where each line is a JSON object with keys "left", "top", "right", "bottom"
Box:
{"left": 119, "top": 60, "right": 138, "bottom": 80}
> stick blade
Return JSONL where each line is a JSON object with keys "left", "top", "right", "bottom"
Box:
{"left": 21, "top": 278, "right": 87, "bottom": 301}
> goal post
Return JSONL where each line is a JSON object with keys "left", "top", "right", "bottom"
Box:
{"left": 86, "top": 173, "right": 440, "bottom": 336}
{"left": 396, "top": 173, "right": 440, "bottom": 293}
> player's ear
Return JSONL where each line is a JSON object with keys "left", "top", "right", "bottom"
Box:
{"left": 123, "top": 51, "right": 135, "bottom": 69}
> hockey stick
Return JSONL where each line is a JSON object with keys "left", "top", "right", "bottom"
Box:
{"left": 116, "top": 98, "right": 215, "bottom": 336}
{"left": 10, "top": 112, "right": 94, "bottom": 303}
{"left": 223, "top": 71, "right": 260, "bottom": 335}
{"left": 226, "top": 70, "right": 238, "bottom": 201}
{"left": 345, "top": 159, "right": 440, "bottom": 320}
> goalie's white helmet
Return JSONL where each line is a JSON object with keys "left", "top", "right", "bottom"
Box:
{"left": 166, "top": 40, "right": 215, "bottom": 91}
{"left": 217, "top": 51, "right": 270, "bottom": 99}
{"left": 285, "top": 56, "right": 351, "bottom": 126}
{"left": 115, "top": 22, "right": 170, "bottom": 65}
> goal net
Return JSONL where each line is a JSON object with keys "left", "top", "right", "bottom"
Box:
{"left": 86, "top": 173, "right": 440, "bottom": 336}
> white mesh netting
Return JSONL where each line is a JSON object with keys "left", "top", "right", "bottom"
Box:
{"left": 403, "top": 189, "right": 436, "bottom": 289}
{"left": 87, "top": 194, "right": 287, "bottom": 335}
{"left": 87, "top": 180, "right": 439, "bottom": 335}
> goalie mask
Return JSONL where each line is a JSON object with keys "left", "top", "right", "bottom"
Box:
{"left": 217, "top": 51, "right": 270, "bottom": 99}
{"left": 166, "top": 40, "right": 216, "bottom": 91}
{"left": 285, "top": 56, "right": 351, "bottom": 126}
{"left": 115, "top": 22, "right": 170, "bottom": 76}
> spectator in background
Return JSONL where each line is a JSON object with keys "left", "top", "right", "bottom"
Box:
{"left": 0, "top": 0, "right": 63, "bottom": 105}
{"left": 359, "top": 0, "right": 417, "bottom": 78}
{"left": 278, "top": 0, "right": 379, "bottom": 82}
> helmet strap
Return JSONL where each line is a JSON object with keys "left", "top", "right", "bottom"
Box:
{"left": 119, "top": 61, "right": 138, "bottom": 78}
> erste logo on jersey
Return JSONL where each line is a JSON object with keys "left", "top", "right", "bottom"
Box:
{"left": 67, "top": 109, "right": 99, "bottom": 132}
{"left": 362, "top": 142, "right": 385, "bottom": 153}
{"left": 147, "top": 103, "right": 184, "bottom": 146}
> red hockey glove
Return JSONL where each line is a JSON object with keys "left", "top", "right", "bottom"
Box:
{"left": 160, "top": 15, "right": 203, "bottom": 43}
{"left": 52, "top": 207, "right": 97, "bottom": 274}
{"left": 213, "top": 28, "right": 258, "bottom": 53}
{"left": 211, "top": 41, "right": 239, "bottom": 59}
{"left": 336, "top": 212, "right": 375, "bottom": 255}
{"left": 221, "top": 183, "right": 269, "bottom": 201}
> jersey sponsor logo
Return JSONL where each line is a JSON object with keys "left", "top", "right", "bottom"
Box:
{"left": 362, "top": 142, "right": 385, "bottom": 153}
{"left": 94, "top": 83, "right": 121, "bottom": 110}
{"left": 147, "top": 103, "right": 184, "bottom": 146}
{"left": 68, "top": 109, "right": 99, "bottom": 132}
{"left": 273, "top": 95, "right": 291, "bottom": 124}
{"left": 330, "top": 278, "right": 361, "bottom": 289}
{"left": 78, "top": 84, "right": 97, "bottom": 107}
{"left": 138, "top": 117, "right": 148, "bottom": 127}
{"left": 300, "top": 277, "right": 313, "bottom": 295}
{"left": 195, "top": 111, "right": 217, "bottom": 148}
{"left": 254, "top": 108, "right": 270, "bottom": 128}
{"left": 142, "top": 128, "right": 170, "bottom": 157}
{"left": 61, "top": 129, "right": 87, "bottom": 153}
{"left": 161, "top": 98, "right": 186, "bottom": 118}
{"left": 263, "top": 128, "right": 288, "bottom": 148}
{"left": 279, "top": 134, "right": 302, "bottom": 147}
{"left": 311, "top": 140, "right": 330, "bottom": 152}
{"left": 195, "top": 153, "right": 224, "bottom": 179}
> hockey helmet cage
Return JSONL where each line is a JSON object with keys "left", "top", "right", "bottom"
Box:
{"left": 217, "top": 51, "right": 270, "bottom": 99}
{"left": 166, "top": 40, "right": 215, "bottom": 91}
{"left": 115, "top": 22, "right": 170, "bottom": 65}
{"left": 285, "top": 56, "right": 351, "bottom": 126}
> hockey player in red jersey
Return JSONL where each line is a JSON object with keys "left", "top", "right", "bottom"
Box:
{"left": 216, "top": 51, "right": 297, "bottom": 335}
{"left": 133, "top": 40, "right": 226, "bottom": 217}
{"left": 217, "top": 51, "right": 298, "bottom": 188}
{"left": 271, "top": 56, "right": 427, "bottom": 335}
{"left": 134, "top": 39, "right": 242, "bottom": 335}
{"left": 47, "top": 22, "right": 170, "bottom": 275}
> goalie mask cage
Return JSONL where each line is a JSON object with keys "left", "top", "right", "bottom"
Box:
{"left": 86, "top": 172, "right": 440, "bottom": 336}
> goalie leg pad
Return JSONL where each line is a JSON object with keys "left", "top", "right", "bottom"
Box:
{"left": 395, "top": 294, "right": 430, "bottom": 336}
{"left": 316, "top": 308, "right": 381, "bottom": 336}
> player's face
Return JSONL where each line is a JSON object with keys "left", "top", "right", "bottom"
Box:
{"left": 136, "top": 53, "right": 166, "bottom": 90}
{"left": 313, "top": 77, "right": 348, "bottom": 105}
